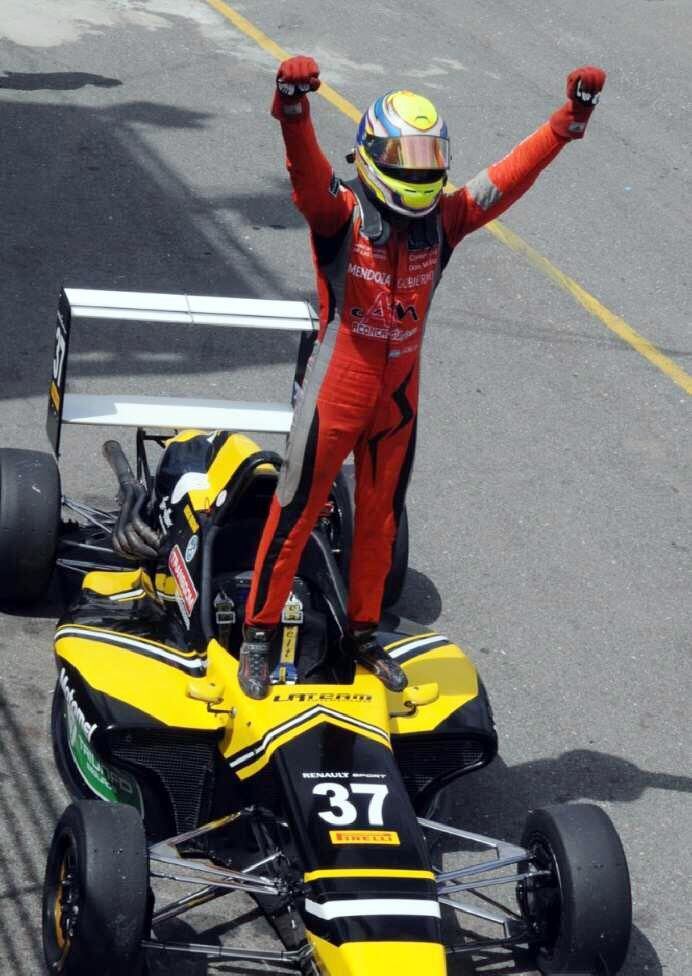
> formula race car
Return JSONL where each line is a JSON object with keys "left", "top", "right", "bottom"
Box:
{"left": 1, "top": 290, "right": 632, "bottom": 975}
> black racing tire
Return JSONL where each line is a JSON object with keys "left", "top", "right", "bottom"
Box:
{"left": 43, "top": 800, "right": 149, "bottom": 976}
{"left": 50, "top": 680, "right": 93, "bottom": 803}
{"left": 329, "top": 467, "right": 409, "bottom": 609}
{"left": 518, "top": 803, "right": 632, "bottom": 975}
{"left": 0, "top": 447, "right": 61, "bottom": 607}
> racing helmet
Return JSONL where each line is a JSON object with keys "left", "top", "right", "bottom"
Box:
{"left": 353, "top": 90, "right": 450, "bottom": 218}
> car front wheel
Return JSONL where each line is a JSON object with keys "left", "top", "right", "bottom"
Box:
{"left": 517, "top": 803, "right": 632, "bottom": 974}
{"left": 43, "top": 800, "right": 149, "bottom": 975}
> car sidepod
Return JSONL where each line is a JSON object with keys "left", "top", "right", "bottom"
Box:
{"left": 381, "top": 628, "right": 498, "bottom": 813}
{"left": 53, "top": 571, "right": 230, "bottom": 840}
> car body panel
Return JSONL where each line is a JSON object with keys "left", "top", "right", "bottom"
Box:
{"left": 48, "top": 420, "right": 495, "bottom": 971}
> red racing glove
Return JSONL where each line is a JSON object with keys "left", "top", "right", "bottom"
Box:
{"left": 271, "top": 55, "right": 320, "bottom": 120}
{"left": 550, "top": 66, "right": 606, "bottom": 140}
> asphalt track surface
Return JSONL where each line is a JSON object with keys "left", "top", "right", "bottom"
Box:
{"left": 0, "top": 2, "right": 690, "bottom": 973}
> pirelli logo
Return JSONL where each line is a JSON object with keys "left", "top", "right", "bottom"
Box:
{"left": 329, "top": 830, "right": 400, "bottom": 846}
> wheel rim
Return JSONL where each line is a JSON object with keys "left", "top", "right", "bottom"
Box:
{"left": 48, "top": 840, "right": 81, "bottom": 971}
{"left": 518, "top": 836, "right": 563, "bottom": 959}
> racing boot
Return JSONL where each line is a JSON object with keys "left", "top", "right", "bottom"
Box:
{"left": 238, "top": 625, "right": 275, "bottom": 700}
{"left": 342, "top": 627, "right": 407, "bottom": 692}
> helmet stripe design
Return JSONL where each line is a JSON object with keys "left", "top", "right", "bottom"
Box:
{"left": 355, "top": 89, "right": 449, "bottom": 218}
{"left": 373, "top": 95, "right": 402, "bottom": 137}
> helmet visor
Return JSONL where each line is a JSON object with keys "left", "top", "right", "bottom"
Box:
{"left": 363, "top": 133, "right": 450, "bottom": 170}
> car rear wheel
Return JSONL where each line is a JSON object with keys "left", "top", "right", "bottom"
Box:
{"left": 43, "top": 800, "right": 149, "bottom": 975}
{"left": 0, "top": 447, "right": 61, "bottom": 607}
{"left": 518, "top": 803, "right": 632, "bottom": 974}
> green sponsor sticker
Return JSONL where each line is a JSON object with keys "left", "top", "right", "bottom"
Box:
{"left": 66, "top": 702, "right": 143, "bottom": 814}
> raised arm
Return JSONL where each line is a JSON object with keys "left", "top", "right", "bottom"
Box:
{"left": 442, "top": 66, "right": 607, "bottom": 247}
{"left": 271, "top": 56, "right": 352, "bottom": 237}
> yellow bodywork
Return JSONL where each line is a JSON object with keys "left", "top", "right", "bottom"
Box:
{"left": 164, "top": 429, "right": 275, "bottom": 512}
{"left": 54, "top": 564, "right": 479, "bottom": 976}
{"left": 54, "top": 430, "right": 485, "bottom": 976}
{"left": 83, "top": 568, "right": 145, "bottom": 596}
{"left": 385, "top": 643, "right": 479, "bottom": 735}
{"left": 308, "top": 932, "right": 447, "bottom": 975}
{"left": 55, "top": 625, "right": 223, "bottom": 731}
{"left": 219, "top": 667, "right": 393, "bottom": 778}
{"left": 60, "top": 569, "right": 480, "bottom": 750}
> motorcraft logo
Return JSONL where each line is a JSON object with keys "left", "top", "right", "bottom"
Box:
{"left": 59, "top": 668, "right": 97, "bottom": 742}
{"left": 185, "top": 534, "right": 199, "bottom": 563}
{"left": 168, "top": 544, "right": 198, "bottom": 621}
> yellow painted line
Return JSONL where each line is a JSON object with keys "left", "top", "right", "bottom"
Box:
{"left": 204, "top": 0, "right": 362, "bottom": 121}
{"left": 204, "top": 0, "right": 692, "bottom": 397}
{"left": 204, "top": 0, "right": 289, "bottom": 60}
{"left": 304, "top": 868, "right": 435, "bottom": 882}
{"left": 484, "top": 220, "right": 692, "bottom": 396}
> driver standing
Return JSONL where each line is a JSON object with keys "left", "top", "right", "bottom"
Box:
{"left": 238, "top": 56, "right": 606, "bottom": 699}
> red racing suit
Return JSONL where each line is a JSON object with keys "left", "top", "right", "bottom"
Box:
{"left": 245, "top": 100, "right": 568, "bottom": 629}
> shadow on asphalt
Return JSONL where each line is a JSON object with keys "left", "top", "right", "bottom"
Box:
{"left": 449, "top": 750, "right": 692, "bottom": 842}
{"left": 436, "top": 749, "right": 677, "bottom": 974}
{"left": 0, "top": 686, "right": 65, "bottom": 973}
{"left": 148, "top": 918, "right": 210, "bottom": 975}
{"left": 0, "top": 93, "right": 307, "bottom": 406}
{"left": 391, "top": 566, "right": 444, "bottom": 625}
{"left": 150, "top": 910, "right": 307, "bottom": 975}
{"left": 443, "top": 924, "right": 662, "bottom": 976}
{"left": 0, "top": 71, "right": 122, "bottom": 91}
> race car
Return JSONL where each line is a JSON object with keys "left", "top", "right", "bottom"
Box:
{"left": 0, "top": 290, "right": 632, "bottom": 975}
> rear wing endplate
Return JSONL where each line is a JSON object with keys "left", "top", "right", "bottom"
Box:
{"left": 46, "top": 288, "right": 318, "bottom": 456}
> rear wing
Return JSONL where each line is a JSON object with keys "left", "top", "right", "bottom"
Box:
{"left": 47, "top": 288, "right": 318, "bottom": 456}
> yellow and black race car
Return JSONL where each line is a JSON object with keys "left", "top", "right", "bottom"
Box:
{"left": 1, "top": 290, "right": 632, "bottom": 975}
